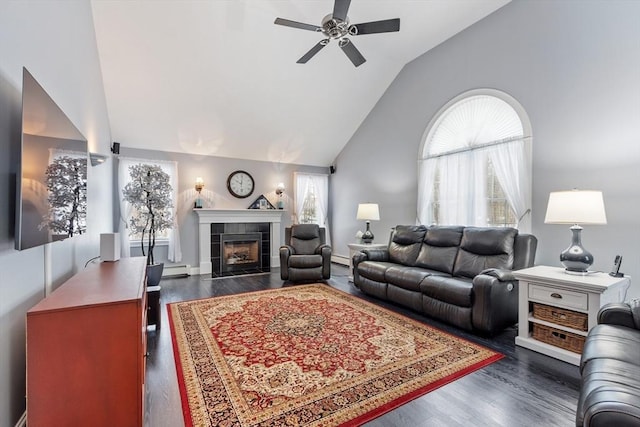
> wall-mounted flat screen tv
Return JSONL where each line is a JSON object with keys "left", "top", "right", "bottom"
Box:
{"left": 15, "top": 68, "right": 88, "bottom": 250}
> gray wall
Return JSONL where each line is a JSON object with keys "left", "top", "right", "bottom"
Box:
{"left": 118, "top": 147, "right": 328, "bottom": 270}
{"left": 0, "top": 2, "right": 113, "bottom": 426}
{"left": 331, "top": 0, "right": 640, "bottom": 298}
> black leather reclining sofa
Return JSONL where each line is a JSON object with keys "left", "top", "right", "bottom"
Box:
{"left": 576, "top": 299, "right": 640, "bottom": 426}
{"left": 352, "top": 225, "right": 537, "bottom": 334}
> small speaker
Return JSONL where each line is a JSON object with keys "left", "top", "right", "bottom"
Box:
{"left": 111, "top": 142, "right": 120, "bottom": 154}
{"left": 100, "top": 233, "right": 120, "bottom": 262}
{"left": 330, "top": 165, "right": 336, "bottom": 174}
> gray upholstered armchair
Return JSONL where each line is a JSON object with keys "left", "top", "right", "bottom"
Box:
{"left": 280, "top": 224, "right": 331, "bottom": 281}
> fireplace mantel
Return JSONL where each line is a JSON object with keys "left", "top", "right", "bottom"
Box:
{"left": 194, "top": 209, "right": 285, "bottom": 275}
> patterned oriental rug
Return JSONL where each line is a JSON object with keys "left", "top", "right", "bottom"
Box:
{"left": 168, "top": 284, "right": 503, "bottom": 427}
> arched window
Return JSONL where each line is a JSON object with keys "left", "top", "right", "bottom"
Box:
{"left": 418, "top": 89, "right": 532, "bottom": 231}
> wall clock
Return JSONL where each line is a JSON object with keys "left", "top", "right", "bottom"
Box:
{"left": 227, "top": 170, "right": 255, "bottom": 199}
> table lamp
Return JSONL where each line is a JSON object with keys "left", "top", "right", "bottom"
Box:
{"left": 544, "top": 190, "right": 607, "bottom": 274}
{"left": 357, "top": 203, "right": 380, "bottom": 244}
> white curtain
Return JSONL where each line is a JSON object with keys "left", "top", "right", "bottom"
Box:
{"left": 487, "top": 140, "right": 531, "bottom": 231}
{"left": 117, "top": 157, "right": 182, "bottom": 262}
{"left": 417, "top": 157, "right": 438, "bottom": 225}
{"left": 438, "top": 150, "right": 486, "bottom": 226}
{"left": 294, "top": 172, "right": 331, "bottom": 246}
{"left": 294, "top": 173, "right": 311, "bottom": 225}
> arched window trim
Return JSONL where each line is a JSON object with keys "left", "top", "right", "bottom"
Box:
{"left": 418, "top": 88, "right": 533, "bottom": 232}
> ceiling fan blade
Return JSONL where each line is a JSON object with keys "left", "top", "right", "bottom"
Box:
{"left": 339, "top": 38, "right": 366, "bottom": 67}
{"left": 274, "top": 17, "right": 321, "bottom": 32}
{"left": 332, "top": 0, "right": 352, "bottom": 22}
{"left": 351, "top": 18, "right": 400, "bottom": 35}
{"left": 297, "top": 40, "right": 329, "bottom": 64}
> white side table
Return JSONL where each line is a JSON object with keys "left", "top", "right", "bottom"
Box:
{"left": 513, "top": 265, "right": 630, "bottom": 365}
{"left": 347, "top": 243, "right": 387, "bottom": 282}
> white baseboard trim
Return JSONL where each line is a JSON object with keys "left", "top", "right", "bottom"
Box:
{"left": 332, "top": 255, "right": 349, "bottom": 266}
{"left": 15, "top": 411, "right": 26, "bottom": 427}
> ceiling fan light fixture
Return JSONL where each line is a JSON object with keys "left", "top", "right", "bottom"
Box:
{"left": 274, "top": 0, "right": 399, "bottom": 66}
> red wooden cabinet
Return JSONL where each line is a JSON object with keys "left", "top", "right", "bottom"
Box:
{"left": 26, "top": 257, "right": 147, "bottom": 427}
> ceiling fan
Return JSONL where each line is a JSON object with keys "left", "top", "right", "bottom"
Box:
{"left": 274, "top": 0, "right": 400, "bottom": 67}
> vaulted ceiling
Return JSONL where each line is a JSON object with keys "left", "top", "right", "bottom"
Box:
{"left": 91, "top": 0, "right": 509, "bottom": 167}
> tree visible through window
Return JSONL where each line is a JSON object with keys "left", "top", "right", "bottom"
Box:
{"left": 419, "top": 90, "right": 531, "bottom": 230}
{"left": 299, "top": 180, "right": 318, "bottom": 224}
{"left": 294, "top": 172, "right": 331, "bottom": 245}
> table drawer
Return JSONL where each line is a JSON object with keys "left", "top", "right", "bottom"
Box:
{"left": 529, "top": 283, "right": 588, "bottom": 310}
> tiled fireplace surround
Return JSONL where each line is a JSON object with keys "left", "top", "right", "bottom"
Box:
{"left": 195, "top": 209, "right": 284, "bottom": 276}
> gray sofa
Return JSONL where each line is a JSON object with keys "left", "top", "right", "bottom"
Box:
{"left": 576, "top": 299, "right": 640, "bottom": 427}
{"left": 352, "top": 225, "right": 537, "bottom": 334}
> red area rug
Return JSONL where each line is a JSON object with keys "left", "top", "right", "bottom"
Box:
{"left": 168, "top": 284, "right": 502, "bottom": 426}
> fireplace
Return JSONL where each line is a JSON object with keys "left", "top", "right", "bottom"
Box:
{"left": 221, "top": 233, "right": 261, "bottom": 274}
{"left": 210, "top": 222, "right": 271, "bottom": 278}
{"left": 194, "top": 209, "right": 284, "bottom": 276}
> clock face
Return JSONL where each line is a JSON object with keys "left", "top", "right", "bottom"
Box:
{"left": 227, "top": 170, "right": 255, "bottom": 198}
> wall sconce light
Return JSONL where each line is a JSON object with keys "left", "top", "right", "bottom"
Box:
{"left": 89, "top": 152, "right": 107, "bottom": 167}
{"left": 275, "top": 183, "right": 285, "bottom": 209}
{"left": 194, "top": 177, "right": 204, "bottom": 209}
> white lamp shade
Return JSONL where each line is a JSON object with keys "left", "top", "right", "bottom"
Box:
{"left": 544, "top": 190, "right": 607, "bottom": 225}
{"left": 357, "top": 203, "right": 380, "bottom": 221}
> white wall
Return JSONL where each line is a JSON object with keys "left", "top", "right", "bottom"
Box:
{"left": 331, "top": 0, "right": 640, "bottom": 298}
{"left": 0, "top": 1, "right": 112, "bottom": 425}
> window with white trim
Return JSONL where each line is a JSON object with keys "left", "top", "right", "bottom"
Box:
{"left": 117, "top": 157, "right": 182, "bottom": 262}
{"left": 293, "top": 172, "right": 331, "bottom": 245}
{"left": 418, "top": 90, "right": 532, "bottom": 230}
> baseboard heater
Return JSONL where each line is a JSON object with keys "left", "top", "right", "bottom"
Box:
{"left": 331, "top": 255, "right": 349, "bottom": 266}
{"left": 162, "top": 264, "right": 190, "bottom": 277}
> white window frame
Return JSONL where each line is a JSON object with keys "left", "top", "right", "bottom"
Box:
{"left": 293, "top": 172, "right": 331, "bottom": 245}
{"left": 418, "top": 89, "right": 533, "bottom": 232}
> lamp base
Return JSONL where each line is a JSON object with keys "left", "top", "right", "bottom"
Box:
{"left": 563, "top": 269, "right": 597, "bottom": 276}
{"left": 559, "top": 225, "right": 593, "bottom": 273}
{"left": 361, "top": 221, "right": 374, "bottom": 244}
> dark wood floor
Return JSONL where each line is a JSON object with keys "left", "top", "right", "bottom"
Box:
{"left": 144, "top": 264, "right": 581, "bottom": 427}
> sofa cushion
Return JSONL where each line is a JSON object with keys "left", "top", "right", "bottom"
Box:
{"left": 415, "top": 226, "right": 464, "bottom": 274}
{"left": 357, "top": 261, "right": 395, "bottom": 283}
{"left": 288, "top": 254, "right": 323, "bottom": 268}
{"left": 419, "top": 275, "right": 473, "bottom": 307}
{"left": 422, "top": 295, "right": 473, "bottom": 330}
{"left": 290, "top": 224, "right": 322, "bottom": 254}
{"left": 387, "top": 225, "right": 426, "bottom": 266}
{"left": 385, "top": 266, "right": 432, "bottom": 292}
{"left": 452, "top": 227, "right": 518, "bottom": 278}
{"left": 387, "top": 285, "right": 423, "bottom": 312}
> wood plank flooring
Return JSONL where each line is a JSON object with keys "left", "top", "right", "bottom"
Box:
{"left": 144, "top": 264, "right": 581, "bottom": 427}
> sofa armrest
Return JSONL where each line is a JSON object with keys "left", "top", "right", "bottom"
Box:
{"left": 317, "top": 245, "right": 332, "bottom": 279}
{"left": 479, "top": 268, "right": 516, "bottom": 282}
{"left": 471, "top": 272, "right": 518, "bottom": 334}
{"left": 582, "top": 387, "right": 640, "bottom": 427}
{"left": 279, "top": 245, "right": 294, "bottom": 280}
{"left": 597, "top": 300, "right": 640, "bottom": 330}
{"left": 352, "top": 248, "right": 389, "bottom": 286}
{"left": 361, "top": 248, "right": 389, "bottom": 262}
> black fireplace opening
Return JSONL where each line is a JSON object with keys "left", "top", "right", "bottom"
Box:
{"left": 221, "top": 233, "right": 261, "bottom": 274}
{"left": 211, "top": 222, "right": 271, "bottom": 278}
